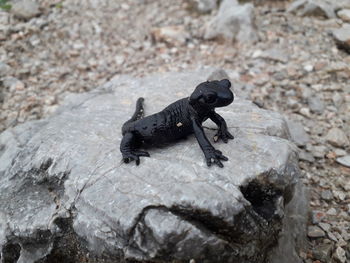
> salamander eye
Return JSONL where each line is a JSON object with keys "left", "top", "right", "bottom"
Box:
{"left": 205, "top": 93, "right": 216, "bottom": 103}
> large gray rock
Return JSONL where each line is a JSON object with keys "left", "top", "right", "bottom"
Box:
{"left": 0, "top": 68, "right": 305, "bottom": 263}
{"left": 204, "top": 0, "right": 258, "bottom": 43}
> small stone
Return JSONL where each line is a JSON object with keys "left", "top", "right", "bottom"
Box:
{"left": 336, "top": 238, "right": 347, "bottom": 247}
{"left": 332, "top": 190, "right": 346, "bottom": 201}
{"left": 341, "top": 230, "right": 349, "bottom": 241}
{"left": 11, "top": 0, "right": 41, "bottom": 20}
{"left": 332, "top": 24, "right": 350, "bottom": 53}
{"left": 334, "top": 149, "right": 347, "bottom": 157}
{"left": 333, "top": 246, "right": 346, "bottom": 263}
{"left": 299, "top": 150, "right": 315, "bottom": 162}
{"left": 326, "top": 128, "right": 350, "bottom": 148}
{"left": 259, "top": 48, "right": 289, "bottom": 63}
{"left": 337, "top": 9, "right": 350, "bottom": 22}
{"left": 326, "top": 151, "right": 337, "bottom": 159}
{"left": 121, "top": 3, "right": 130, "bottom": 10}
{"left": 328, "top": 231, "right": 338, "bottom": 242}
{"left": 307, "top": 96, "right": 324, "bottom": 114}
{"left": 319, "top": 222, "right": 331, "bottom": 232}
{"left": 0, "top": 62, "right": 11, "bottom": 77}
{"left": 151, "top": 26, "right": 189, "bottom": 46}
{"left": 204, "top": 0, "right": 258, "bottom": 43}
{"left": 308, "top": 226, "right": 325, "bottom": 238}
{"left": 286, "top": 120, "right": 310, "bottom": 147}
{"left": 312, "top": 243, "right": 333, "bottom": 263}
{"left": 313, "top": 145, "right": 327, "bottom": 158}
{"left": 195, "top": 0, "right": 218, "bottom": 13}
{"left": 314, "top": 61, "right": 327, "bottom": 71}
{"left": 326, "top": 208, "right": 337, "bottom": 216}
{"left": 115, "top": 55, "right": 125, "bottom": 65}
{"left": 321, "top": 190, "right": 333, "bottom": 201}
{"left": 311, "top": 210, "right": 326, "bottom": 224}
{"left": 252, "top": 50, "right": 262, "bottom": 58}
{"left": 341, "top": 181, "right": 350, "bottom": 191}
{"left": 336, "top": 155, "right": 350, "bottom": 167}
{"left": 299, "top": 107, "right": 311, "bottom": 118}
{"left": 304, "top": 64, "right": 314, "bottom": 72}
{"left": 332, "top": 93, "right": 343, "bottom": 108}
{"left": 3, "top": 77, "right": 25, "bottom": 91}
{"left": 287, "top": 0, "right": 336, "bottom": 18}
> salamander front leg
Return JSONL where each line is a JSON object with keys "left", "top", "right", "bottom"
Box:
{"left": 191, "top": 118, "right": 228, "bottom": 168}
{"left": 209, "top": 111, "right": 234, "bottom": 143}
{"left": 120, "top": 133, "right": 150, "bottom": 165}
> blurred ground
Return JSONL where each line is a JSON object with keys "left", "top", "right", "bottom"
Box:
{"left": 0, "top": 0, "right": 349, "bottom": 262}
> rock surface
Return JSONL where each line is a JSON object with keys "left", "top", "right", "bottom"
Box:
{"left": 204, "top": 0, "right": 258, "bottom": 43}
{"left": 0, "top": 69, "right": 303, "bottom": 263}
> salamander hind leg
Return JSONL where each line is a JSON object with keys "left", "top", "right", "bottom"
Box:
{"left": 120, "top": 132, "right": 150, "bottom": 165}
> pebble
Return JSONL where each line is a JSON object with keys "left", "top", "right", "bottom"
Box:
{"left": 311, "top": 210, "right": 326, "bottom": 224}
{"left": 3, "top": 77, "right": 25, "bottom": 91}
{"left": 299, "top": 150, "right": 315, "bottom": 162}
{"left": 304, "top": 64, "right": 313, "bottom": 72}
{"left": 333, "top": 190, "right": 346, "bottom": 201}
{"left": 312, "top": 243, "right": 333, "bottom": 262}
{"left": 332, "top": 93, "right": 343, "bottom": 108}
{"left": 326, "top": 208, "right": 337, "bottom": 216}
{"left": 325, "top": 128, "right": 350, "bottom": 148}
{"left": 195, "top": 0, "right": 218, "bottom": 13}
{"left": 321, "top": 190, "right": 333, "bottom": 201}
{"left": 333, "top": 246, "right": 346, "bottom": 263}
{"left": 337, "top": 9, "right": 350, "bottom": 22}
{"left": 204, "top": 0, "right": 258, "bottom": 43}
{"left": 114, "top": 55, "right": 125, "bottom": 66}
{"left": 151, "top": 25, "right": 189, "bottom": 46}
{"left": 334, "top": 149, "right": 347, "bottom": 157}
{"left": 11, "top": 0, "right": 41, "bottom": 20}
{"left": 307, "top": 96, "right": 324, "bottom": 114}
{"left": 259, "top": 48, "right": 289, "bottom": 63}
{"left": 0, "top": 62, "right": 11, "bottom": 77}
{"left": 336, "top": 155, "right": 350, "bottom": 168}
{"left": 313, "top": 145, "right": 328, "bottom": 158}
{"left": 319, "top": 222, "right": 331, "bottom": 232}
{"left": 332, "top": 24, "right": 350, "bottom": 53}
{"left": 299, "top": 107, "right": 311, "bottom": 118}
{"left": 308, "top": 226, "right": 326, "bottom": 238}
{"left": 286, "top": 120, "right": 310, "bottom": 146}
{"left": 328, "top": 231, "right": 338, "bottom": 242}
{"left": 287, "top": 0, "right": 336, "bottom": 19}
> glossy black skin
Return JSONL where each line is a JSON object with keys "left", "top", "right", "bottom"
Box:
{"left": 120, "top": 79, "right": 234, "bottom": 168}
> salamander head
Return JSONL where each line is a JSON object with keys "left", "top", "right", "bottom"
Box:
{"left": 189, "top": 79, "right": 234, "bottom": 108}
